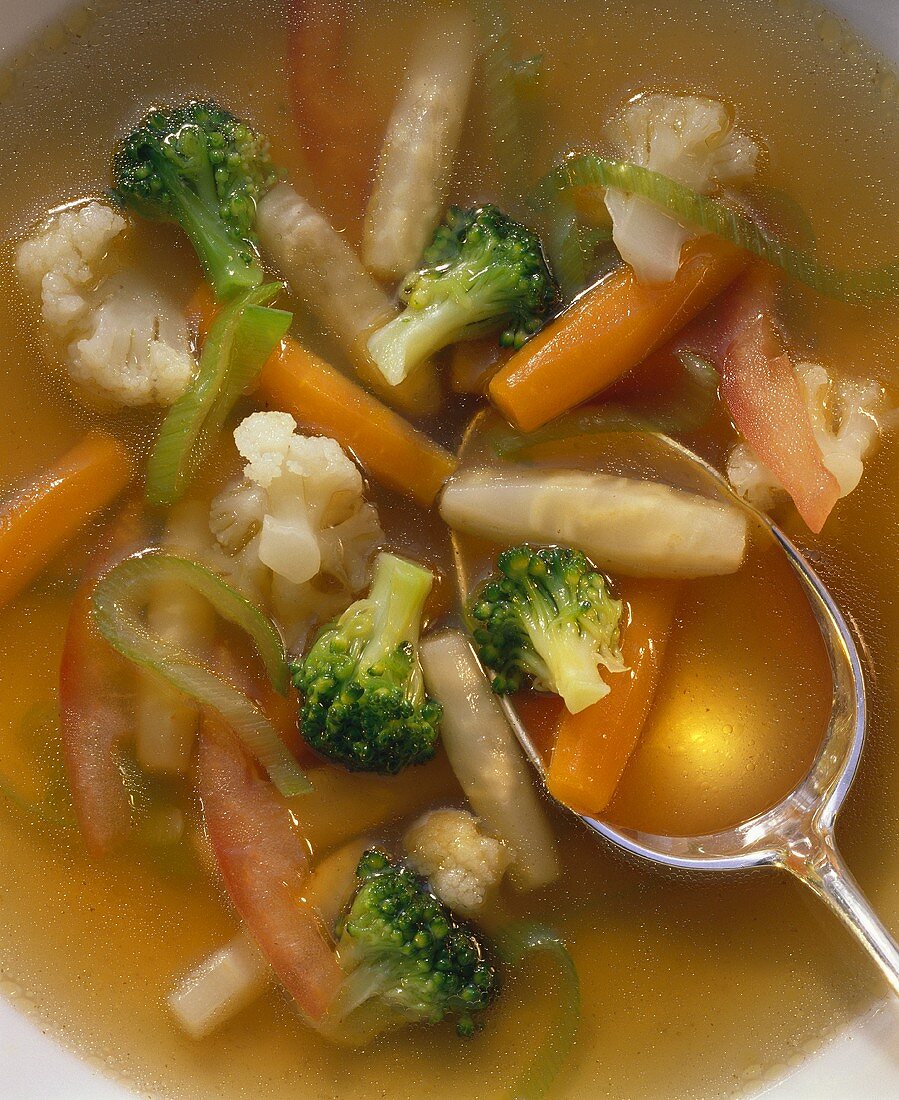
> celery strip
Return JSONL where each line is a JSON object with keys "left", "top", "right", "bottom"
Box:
{"left": 535, "top": 155, "right": 898, "bottom": 303}
{"left": 497, "top": 922, "right": 581, "bottom": 1099}
{"left": 92, "top": 552, "right": 311, "bottom": 797}
{"left": 146, "top": 282, "right": 291, "bottom": 506}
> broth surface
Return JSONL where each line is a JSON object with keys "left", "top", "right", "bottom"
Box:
{"left": 0, "top": 1, "right": 896, "bottom": 1098}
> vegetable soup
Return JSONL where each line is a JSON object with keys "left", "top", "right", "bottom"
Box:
{"left": 0, "top": 0, "right": 896, "bottom": 1097}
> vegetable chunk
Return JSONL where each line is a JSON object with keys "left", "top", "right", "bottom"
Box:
{"left": 60, "top": 502, "right": 145, "bottom": 856}
{"left": 16, "top": 201, "right": 195, "bottom": 407}
{"left": 363, "top": 8, "right": 477, "bottom": 280}
{"left": 727, "top": 361, "right": 885, "bottom": 513}
{"left": 368, "top": 204, "right": 556, "bottom": 388}
{"left": 198, "top": 712, "right": 343, "bottom": 1021}
{"left": 404, "top": 808, "right": 511, "bottom": 917}
{"left": 489, "top": 236, "right": 747, "bottom": 431}
{"left": 717, "top": 269, "right": 840, "bottom": 532}
{"left": 440, "top": 468, "right": 748, "bottom": 578}
{"left": 292, "top": 553, "right": 442, "bottom": 774}
{"left": 604, "top": 94, "right": 758, "bottom": 283}
{"left": 112, "top": 101, "right": 277, "bottom": 299}
{"left": 0, "top": 433, "right": 132, "bottom": 608}
{"left": 420, "top": 630, "right": 559, "bottom": 891}
{"left": 469, "top": 545, "right": 625, "bottom": 715}
{"left": 211, "top": 412, "right": 384, "bottom": 649}
{"left": 326, "top": 849, "right": 498, "bottom": 1040}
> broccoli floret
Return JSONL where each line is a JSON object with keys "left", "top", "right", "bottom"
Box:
{"left": 112, "top": 101, "right": 278, "bottom": 299}
{"left": 366, "top": 204, "right": 557, "bottom": 386}
{"left": 468, "top": 545, "right": 625, "bottom": 715}
{"left": 330, "top": 849, "right": 498, "bottom": 1038}
{"left": 292, "top": 552, "right": 442, "bottom": 774}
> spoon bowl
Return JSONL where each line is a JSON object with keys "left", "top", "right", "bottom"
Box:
{"left": 450, "top": 421, "right": 899, "bottom": 996}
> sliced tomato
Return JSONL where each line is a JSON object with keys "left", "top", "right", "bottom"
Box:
{"left": 198, "top": 712, "right": 343, "bottom": 1022}
{"left": 643, "top": 265, "right": 839, "bottom": 531}
{"left": 59, "top": 503, "right": 145, "bottom": 857}
{"left": 716, "top": 267, "right": 839, "bottom": 532}
{"left": 286, "top": 1, "right": 382, "bottom": 235}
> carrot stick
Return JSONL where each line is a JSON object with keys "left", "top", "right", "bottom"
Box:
{"left": 189, "top": 284, "right": 456, "bottom": 507}
{"left": 0, "top": 433, "right": 133, "bottom": 608}
{"left": 547, "top": 579, "right": 680, "bottom": 816}
{"left": 489, "top": 238, "right": 747, "bottom": 431}
{"left": 258, "top": 339, "right": 455, "bottom": 507}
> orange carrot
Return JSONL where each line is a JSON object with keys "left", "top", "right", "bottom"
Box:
{"left": 547, "top": 579, "right": 680, "bottom": 816}
{"left": 257, "top": 339, "right": 456, "bottom": 507}
{"left": 0, "top": 433, "right": 133, "bottom": 608}
{"left": 489, "top": 238, "right": 748, "bottom": 431}
{"left": 189, "top": 287, "right": 457, "bottom": 508}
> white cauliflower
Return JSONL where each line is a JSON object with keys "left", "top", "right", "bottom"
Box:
{"left": 403, "top": 809, "right": 511, "bottom": 917}
{"left": 727, "top": 361, "right": 886, "bottom": 518}
{"left": 210, "top": 412, "right": 384, "bottom": 649}
{"left": 16, "top": 200, "right": 195, "bottom": 407}
{"left": 605, "top": 94, "right": 759, "bottom": 283}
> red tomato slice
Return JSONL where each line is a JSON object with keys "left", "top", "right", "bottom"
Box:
{"left": 198, "top": 712, "right": 344, "bottom": 1022}
{"left": 285, "top": 1, "right": 382, "bottom": 235}
{"left": 59, "top": 503, "right": 145, "bottom": 857}
{"left": 717, "top": 267, "right": 839, "bottom": 532}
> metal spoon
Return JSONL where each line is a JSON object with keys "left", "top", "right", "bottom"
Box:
{"left": 450, "top": 426, "right": 899, "bottom": 997}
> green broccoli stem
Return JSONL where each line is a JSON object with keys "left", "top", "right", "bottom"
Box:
{"left": 531, "top": 625, "right": 613, "bottom": 715}
{"left": 367, "top": 298, "right": 501, "bottom": 387}
{"left": 516, "top": 579, "right": 613, "bottom": 714}
{"left": 154, "top": 153, "right": 263, "bottom": 299}
{"left": 361, "top": 554, "right": 434, "bottom": 671}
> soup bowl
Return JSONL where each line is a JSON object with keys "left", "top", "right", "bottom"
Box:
{"left": 0, "top": 0, "right": 895, "bottom": 1096}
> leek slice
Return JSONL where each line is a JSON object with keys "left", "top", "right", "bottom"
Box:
{"left": 535, "top": 155, "right": 899, "bottom": 303}
{"left": 92, "top": 552, "right": 311, "bottom": 797}
{"left": 147, "top": 282, "right": 291, "bottom": 507}
{"left": 547, "top": 210, "right": 616, "bottom": 301}
{"left": 498, "top": 922, "right": 581, "bottom": 1099}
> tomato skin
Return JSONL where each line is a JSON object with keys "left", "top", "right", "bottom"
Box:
{"left": 285, "top": 0, "right": 382, "bottom": 237}
{"left": 718, "top": 267, "right": 839, "bottom": 532}
{"left": 59, "top": 503, "right": 145, "bottom": 858}
{"left": 198, "top": 711, "right": 343, "bottom": 1021}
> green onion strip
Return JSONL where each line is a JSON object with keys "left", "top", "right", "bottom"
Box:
{"left": 498, "top": 922, "right": 581, "bottom": 1100}
{"left": 92, "top": 552, "right": 311, "bottom": 797}
{"left": 534, "top": 155, "right": 899, "bottom": 303}
{"left": 146, "top": 281, "right": 292, "bottom": 506}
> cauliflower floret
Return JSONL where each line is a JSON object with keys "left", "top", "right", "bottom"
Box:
{"left": 15, "top": 200, "right": 194, "bottom": 407}
{"left": 210, "top": 412, "right": 384, "bottom": 649}
{"left": 605, "top": 94, "right": 759, "bottom": 283}
{"left": 403, "top": 809, "right": 512, "bottom": 917}
{"left": 727, "top": 361, "right": 886, "bottom": 518}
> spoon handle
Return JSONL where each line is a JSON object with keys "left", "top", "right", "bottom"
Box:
{"left": 784, "top": 835, "right": 899, "bottom": 998}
